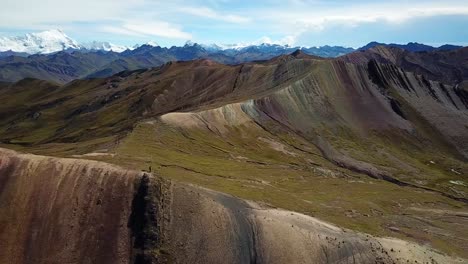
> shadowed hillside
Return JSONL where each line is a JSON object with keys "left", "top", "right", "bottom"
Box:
{"left": 341, "top": 46, "right": 468, "bottom": 85}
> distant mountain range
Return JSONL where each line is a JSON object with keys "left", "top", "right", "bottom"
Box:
{"left": 0, "top": 29, "right": 355, "bottom": 57}
{"left": 0, "top": 42, "right": 352, "bottom": 83}
{"left": 0, "top": 29, "right": 465, "bottom": 84}
{"left": 1, "top": 29, "right": 463, "bottom": 57}
{"left": 358, "top": 41, "right": 463, "bottom": 52}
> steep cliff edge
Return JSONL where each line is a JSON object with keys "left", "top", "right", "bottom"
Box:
{"left": 1, "top": 148, "right": 464, "bottom": 264}
{"left": 0, "top": 148, "right": 139, "bottom": 264}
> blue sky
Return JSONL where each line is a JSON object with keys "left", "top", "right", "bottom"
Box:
{"left": 0, "top": 0, "right": 467, "bottom": 47}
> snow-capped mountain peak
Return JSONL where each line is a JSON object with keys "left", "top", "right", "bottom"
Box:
{"left": 0, "top": 29, "right": 145, "bottom": 54}
{"left": 81, "top": 41, "right": 131, "bottom": 53}
{"left": 145, "top": 41, "right": 159, "bottom": 47}
{"left": 132, "top": 41, "right": 159, "bottom": 50}
{"left": 0, "top": 29, "right": 81, "bottom": 54}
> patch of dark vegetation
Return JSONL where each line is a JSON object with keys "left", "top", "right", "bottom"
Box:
{"left": 0, "top": 139, "right": 32, "bottom": 146}
{"left": 389, "top": 98, "right": 406, "bottom": 119}
{"left": 22, "top": 96, "right": 73, "bottom": 117}
{"left": 65, "top": 87, "right": 137, "bottom": 119}
{"left": 128, "top": 174, "right": 168, "bottom": 264}
{"left": 24, "top": 111, "right": 41, "bottom": 120}
{"left": 130, "top": 98, "right": 145, "bottom": 113}
{"left": 117, "top": 68, "right": 148, "bottom": 78}
{"left": 99, "top": 88, "right": 132, "bottom": 105}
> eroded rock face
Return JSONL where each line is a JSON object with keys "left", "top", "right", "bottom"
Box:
{"left": 0, "top": 148, "right": 463, "bottom": 264}
{"left": 340, "top": 46, "right": 468, "bottom": 85}
{"left": 0, "top": 148, "right": 139, "bottom": 264}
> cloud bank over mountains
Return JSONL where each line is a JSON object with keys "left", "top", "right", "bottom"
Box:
{"left": 0, "top": 0, "right": 467, "bottom": 47}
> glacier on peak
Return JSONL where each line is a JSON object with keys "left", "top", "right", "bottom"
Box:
{"left": 0, "top": 29, "right": 81, "bottom": 54}
{"left": 0, "top": 29, "right": 145, "bottom": 54}
{"left": 81, "top": 41, "right": 131, "bottom": 53}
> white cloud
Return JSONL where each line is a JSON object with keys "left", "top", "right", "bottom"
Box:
{"left": 180, "top": 7, "right": 250, "bottom": 23}
{"left": 241, "top": 1, "right": 468, "bottom": 45}
{"left": 101, "top": 21, "right": 192, "bottom": 39}
{"left": 258, "top": 3, "right": 468, "bottom": 32}
{"left": 0, "top": 0, "right": 143, "bottom": 27}
{"left": 99, "top": 26, "right": 144, "bottom": 37}
{"left": 0, "top": 0, "right": 194, "bottom": 40}
{"left": 255, "top": 36, "right": 297, "bottom": 46}
{"left": 217, "top": 35, "right": 298, "bottom": 49}
{"left": 0, "top": 0, "right": 467, "bottom": 45}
